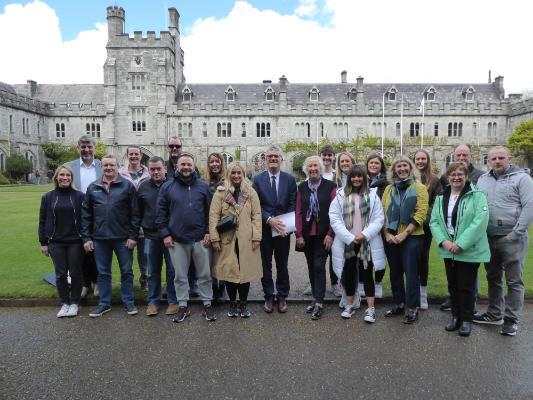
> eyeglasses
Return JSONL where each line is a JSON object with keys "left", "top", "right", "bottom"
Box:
{"left": 168, "top": 144, "right": 182, "bottom": 149}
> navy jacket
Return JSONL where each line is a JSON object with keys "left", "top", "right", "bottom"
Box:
{"left": 137, "top": 178, "right": 168, "bottom": 240}
{"left": 38, "top": 188, "right": 85, "bottom": 245}
{"left": 252, "top": 170, "right": 297, "bottom": 230}
{"left": 156, "top": 172, "right": 211, "bottom": 244}
{"left": 82, "top": 175, "right": 140, "bottom": 242}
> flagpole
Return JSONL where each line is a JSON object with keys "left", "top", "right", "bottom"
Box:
{"left": 381, "top": 93, "right": 385, "bottom": 157}
{"left": 400, "top": 95, "right": 404, "bottom": 156}
{"left": 421, "top": 96, "right": 425, "bottom": 148}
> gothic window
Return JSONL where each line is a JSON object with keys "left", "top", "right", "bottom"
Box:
{"left": 488, "top": 122, "right": 497, "bottom": 137}
{"left": 483, "top": 154, "right": 488, "bottom": 165}
{"left": 241, "top": 123, "right": 246, "bottom": 137}
{"left": 409, "top": 122, "right": 420, "bottom": 137}
{"left": 348, "top": 87, "right": 357, "bottom": 101}
{"left": 473, "top": 122, "right": 478, "bottom": 136}
{"left": 448, "top": 122, "right": 453, "bottom": 137}
{"left": 225, "top": 86, "right": 236, "bottom": 102}
{"left": 458, "top": 122, "right": 463, "bottom": 137}
{"left": 56, "top": 122, "right": 65, "bottom": 138}
{"left": 426, "top": 87, "right": 436, "bottom": 101}
{"left": 0, "top": 150, "right": 4, "bottom": 171}
{"left": 202, "top": 122, "right": 208, "bottom": 138}
{"left": 9, "top": 115, "right": 13, "bottom": 134}
{"left": 132, "top": 108, "right": 146, "bottom": 132}
{"left": 319, "top": 122, "right": 324, "bottom": 137}
{"left": 222, "top": 153, "right": 234, "bottom": 165}
{"left": 86, "top": 122, "right": 101, "bottom": 138}
{"left": 131, "top": 74, "right": 146, "bottom": 91}
{"left": 387, "top": 87, "right": 397, "bottom": 101}
{"left": 217, "top": 122, "right": 231, "bottom": 137}
{"left": 264, "top": 87, "right": 274, "bottom": 101}
{"left": 179, "top": 122, "right": 193, "bottom": 137}
{"left": 434, "top": 122, "right": 439, "bottom": 136}
{"left": 453, "top": 122, "right": 458, "bottom": 136}
{"left": 22, "top": 118, "right": 25, "bottom": 135}
{"left": 464, "top": 86, "right": 475, "bottom": 101}
{"left": 182, "top": 86, "right": 192, "bottom": 102}
{"left": 256, "top": 122, "right": 271, "bottom": 137}
{"left": 396, "top": 122, "right": 401, "bottom": 137}
{"left": 309, "top": 87, "right": 319, "bottom": 102}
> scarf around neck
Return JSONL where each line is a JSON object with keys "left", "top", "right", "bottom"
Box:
{"left": 343, "top": 191, "right": 372, "bottom": 268}
{"left": 386, "top": 177, "right": 417, "bottom": 233}
{"left": 306, "top": 178, "right": 321, "bottom": 223}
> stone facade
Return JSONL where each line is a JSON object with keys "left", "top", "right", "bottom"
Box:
{"left": 1, "top": 5, "right": 532, "bottom": 177}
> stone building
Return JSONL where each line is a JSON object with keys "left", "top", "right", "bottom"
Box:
{"left": 1, "top": 5, "right": 532, "bottom": 177}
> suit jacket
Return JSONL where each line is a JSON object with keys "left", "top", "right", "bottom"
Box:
{"left": 252, "top": 170, "right": 297, "bottom": 230}
{"left": 66, "top": 158, "right": 102, "bottom": 193}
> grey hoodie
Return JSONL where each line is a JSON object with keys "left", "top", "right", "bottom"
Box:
{"left": 477, "top": 165, "right": 533, "bottom": 238}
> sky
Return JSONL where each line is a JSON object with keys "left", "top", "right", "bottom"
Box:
{"left": 0, "top": 0, "right": 531, "bottom": 94}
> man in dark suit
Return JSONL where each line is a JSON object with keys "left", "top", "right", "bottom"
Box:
{"left": 252, "top": 145, "right": 297, "bottom": 313}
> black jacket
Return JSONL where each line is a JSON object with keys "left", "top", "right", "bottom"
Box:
{"left": 137, "top": 178, "right": 168, "bottom": 240}
{"left": 82, "top": 175, "right": 140, "bottom": 242}
{"left": 38, "top": 188, "right": 84, "bottom": 245}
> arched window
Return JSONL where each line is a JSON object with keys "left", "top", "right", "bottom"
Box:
{"left": 464, "top": 86, "right": 475, "bottom": 101}
{"left": 306, "top": 123, "right": 311, "bottom": 138}
{"left": 182, "top": 86, "right": 192, "bottom": 102}
{"left": 202, "top": 122, "right": 208, "bottom": 138}
{"left": 264, "top": 87, "right": 274, "bottom": 101}
{"left": 396, "top": 122, "right": 401, "bottom": 137}
{"left": 387, "top": 87, "right": 397, "bottom": 101}
{"left": 222, "top": 153, "right": 234, "bottom": 165}
{"left": 473, "top": 122, "right": 477, "bottom": 136}
{"left": 348, "top": 87, "right": 357, "bottom": 101}
{"left": 458, "top": 122, "right": 463, "bottom": 137}
{"left": 217, "top": 122, "right": 231, "bottom": 137}
{"left": 410, "top": 122, "right": 420, "bottom": 137}
{"left": 448, "top": 122, "right": 453, "bottom": 137}
{"left": 309, "top": 87, "right": 319, "bottom": 102}
{"left": 453, "top": 122, "right": 458, "bottom": 136}
{"left": 434, "top": 122, "right": 439, "bottom": 136}
{"left": 225, "top": 86, "right": 236, "bottom": 102}
{"left": 241, "top": 123, "right": 246, "bottom": 137}
{"left": 319, "top": 122, "right": 324, "bottom": 137}
{"left": 0, "top": 150, "right": 5, "bottom": 171}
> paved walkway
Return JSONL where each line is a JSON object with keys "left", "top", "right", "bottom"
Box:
{"left": 1, "top": 304, "right": 532, "bottom": 399}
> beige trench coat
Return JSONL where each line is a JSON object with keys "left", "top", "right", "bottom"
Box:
{"left": 209, "top": 185, "right": 263, "bottom": 284}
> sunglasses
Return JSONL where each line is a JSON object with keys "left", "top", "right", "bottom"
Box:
{"left": 168, "top": 144, "right": 182, "bottom": 149}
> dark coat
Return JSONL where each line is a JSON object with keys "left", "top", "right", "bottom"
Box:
{"left": 137, "top": 178, "right": 168, "bottom": 240}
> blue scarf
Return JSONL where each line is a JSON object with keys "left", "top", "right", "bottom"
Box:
{"left": 306, "top": 178, "right": 321, "bottom": 223}
{"left": 386, "top": 178, "right": 418, "bottom": 232}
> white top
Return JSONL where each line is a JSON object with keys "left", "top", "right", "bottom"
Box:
{"left": 322, "top": 171, "right": 334, "bottom": 182}
{"left": 79, "top": 158, "right": 97, "bottom": 194}
{"left": 446, "top": 194, "right": 459, "bottom": 235}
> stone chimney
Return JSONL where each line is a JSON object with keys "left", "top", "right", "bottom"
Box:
{"left": 278, "top": 75, "right": 288, "bottom": 106}
{"left": 27, "top": 80, "right": 37, "bottom": 97}
{"left": 494, "top": 75, "right": 505, "bottom": 99}
{"left": 341, "top": 70, "right": 347, "bottom": 84}
{"left": 355, "top": 76, "right": 364, "bottom": 103}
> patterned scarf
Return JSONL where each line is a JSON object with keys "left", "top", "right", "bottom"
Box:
{"left": 224, "top": 185, "right": 249, "bottom": 215}
{"left": 306, "top": 178, "right": 321, "bottom": 223}
{"left": 386, "top": 178, "right": 417, "bottom": 233}
{"left": 343, "top": 191, "right": 372, "bottom": 269}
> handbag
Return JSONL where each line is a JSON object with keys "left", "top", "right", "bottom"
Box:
{"left": 216, "top": 215, "right": 238, "bottom": 233}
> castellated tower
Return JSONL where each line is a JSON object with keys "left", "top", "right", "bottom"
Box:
{"left": 103, "top": 6, "right": 182, "bottom": 158}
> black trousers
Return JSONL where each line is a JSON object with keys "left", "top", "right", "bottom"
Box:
{"left": 444, "top": 259, "right": 479, "bottom": 322}
{"left": 342, "top": 254, "right": 375, "bottom": 297}
{"left": 303, "top": 236, "right": 328, "bottom": 304}
{"left": 419, "top": 225, "right": 432, "bottom": 286}
{"left": 226, "top": 282, "right": 250, "bottom": 302}
{"left": 82, "top": 251, "right": 98, "bottom": 287}
{"left": 49, "top": 241, "right": 84, "bottom": 304}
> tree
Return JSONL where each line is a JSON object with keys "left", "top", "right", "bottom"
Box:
{"left": 5, "top": 155, "right": 33, "bottom": 181}
{"left": 95, "top": 141, "right": 107, "bottom": 160}
{"left": 41, "top": 143, "right": 78, "bottom": 171}
{"left": 508, "top": 119, "right": 533, "bottom": 167}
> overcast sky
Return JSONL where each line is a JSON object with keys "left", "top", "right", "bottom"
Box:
{"left": 0, "top": 0, "right": 531, "bottom": 94}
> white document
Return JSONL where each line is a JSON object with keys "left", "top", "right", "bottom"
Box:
{"left": 271, "top": 211, "right": 296, "bottom": 237}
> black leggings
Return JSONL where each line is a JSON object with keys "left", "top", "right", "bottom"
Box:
{"left": 226, "top": 282, "right": 250, "bottom": 302}
{"left": 419, "top": 225, "right": 432, "bottom": 286}
{"left": 49, "top": 241, "right": 84, "bottom": 304}
{"left": 342, "top": 256, "right": 375, "bottom": 297}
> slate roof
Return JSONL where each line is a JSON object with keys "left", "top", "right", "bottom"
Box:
{"left": 179, "top": 82, "right": 502, "bottom": 104}
{"left": 12, "top": 84, "right": 105, "bottom": 105}
{"left": 0, "top": 81, "right": 16, "bottom": 94}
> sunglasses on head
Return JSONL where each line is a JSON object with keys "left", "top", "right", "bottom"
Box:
{"left": 168, "top": 144, "right": 182, "bottom": 149}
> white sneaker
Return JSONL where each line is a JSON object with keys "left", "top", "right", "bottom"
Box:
{"left": 80, "top": 286, "right": 88, "bottom": 299}
{"left": 66, "top": 304, "right": 79, "bottom": 317}
{"left": 332, "top": 283, "right": 343, "bottom": 297}
{"left": 57, "top": 304, "right": 70, "bottom": 318}
{"left": 358, "top": 282, "right": 366, "bottom": 297}
{"left": 93, "top": 284, "right": 99, "bottom": 297}
{"left": 375, "top": 284, "right": 383, "bottom": 299}
{"left": 341, "top": 305, "right": 356, "bottom": 319}
{"left": 420, "top": 286, "right": 428, "bottom": 310}
{"left": 364, "top": 307, "right": 376, "bottom": 323}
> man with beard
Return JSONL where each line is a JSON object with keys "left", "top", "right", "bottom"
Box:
{"left": 156, "top": 153, "right": 215, "bottom": 323}
{"left": 165, "top": 136, "right": 182, "bottom": 176}
{"left": 66, "top": 135, "right": 102, "bottom": 298}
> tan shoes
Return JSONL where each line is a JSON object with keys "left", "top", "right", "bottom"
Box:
{"left": 146, "top": 304, "right": 158, "bottom": 316}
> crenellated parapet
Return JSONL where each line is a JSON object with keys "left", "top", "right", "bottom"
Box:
{"left": 107, "top": 31, "right": 176, "bottom": 50}
{"left": 0, "top": 88, "right": 49, "bottom": 115}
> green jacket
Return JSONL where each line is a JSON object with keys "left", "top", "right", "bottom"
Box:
{"left": 429, "top": 183, "right": 490, "bottom": 263}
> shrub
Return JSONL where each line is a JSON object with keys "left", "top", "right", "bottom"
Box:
{"left": 5, "top": 155, "right": 33, "bottom": 180}
{"left": 0, "top": 172, "right": 10, "bottom": 185}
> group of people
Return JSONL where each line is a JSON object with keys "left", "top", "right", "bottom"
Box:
{"left": 38, "top": 135, "right": 533, "bottom": 337}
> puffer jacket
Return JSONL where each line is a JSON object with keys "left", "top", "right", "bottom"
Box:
{"left": 477, "top": 165, "right": 533, "bottom": 238}
{"left": 329, "top": 187, "right": 386, "bottom": 279}
{"left": 82, "top": 175, "right": 140, "bottom": 242}
{"left": 430, "top": 182, "right": 490, "bottom": 263}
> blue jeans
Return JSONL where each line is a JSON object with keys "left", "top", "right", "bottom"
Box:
{"left": 93, "top": 239, "right": 134, "bottom": 307}
{"left": 385, "top": 235, "right": 423, "bottom": 309}
{"left": 144, "top": 238, "right": 177, "bottom": 306}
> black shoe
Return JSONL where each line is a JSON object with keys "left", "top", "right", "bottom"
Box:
{"left": 472, "top": 312, "right": 504, "bottom": 325}
{"left": 458, "top": 321, "right": 472, "bottom": 337}
{"left": 445, "top": 317, "right": 461, "bottom": 331}
{"left": 440, "top": 298, "right": 451, "bottom": 311}
{"left": 89, "top": 304, "right": 111, "bottom": 318}
{"left": 311, "top": 305, "right": 323, "bottom": 320}
{"left": 305, "top": 302, "right": 315, "bottom": 314}
{"left": 227, "top": 301, "right": 238, "bottom": 318}
{"left": 385, "top": 305, "right": 405, "bottom": 317}
{"left": 239, "top": 302, "right": 251, "bottom": 318}
{"left": 202, "top": 304, "right": 217, "bottom": 321}
{"left": 173, "top": 306, "right": 191, "bottom": 323}
{"left": 403, "top": 309, "right": 419, "bottom": 324}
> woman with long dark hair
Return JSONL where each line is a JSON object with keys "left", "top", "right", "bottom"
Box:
{"left": 38, "top": 164, "right": 85, "bottom": 317}
{"left": 329, "top": 165, "right": 386, "bottom": 322}
{"left": 413, "top": 149, "right": 442, "bottom": 309}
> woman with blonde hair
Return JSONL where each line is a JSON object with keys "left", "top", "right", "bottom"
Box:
{"left": 209, "top": 161, "right": 262, "bottom": 318}
{"left": 412, "top": 149, "right": 442, "bottom": 309}
{"left": 335, "top": 151, "right": 356, "bottom": 188}
{"left": 38, "top": 164, "right": 85, "bottom": 317}
{"left": 382, "top": 157, "right": 428, "bottom": 324}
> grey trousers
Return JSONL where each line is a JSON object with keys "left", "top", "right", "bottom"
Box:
{"left": 168, "top": 241, "right": 213, "bottom": 307}
{"left": 484, "top": 235, "right": 529, "bottom": 323}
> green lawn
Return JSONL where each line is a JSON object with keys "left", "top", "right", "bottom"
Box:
{"left": 0, "top": 184, "right": 532, "bottom": 299}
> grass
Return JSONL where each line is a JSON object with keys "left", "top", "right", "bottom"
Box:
{"left": 0, "top": 184, "right": 532, "bottom": 299}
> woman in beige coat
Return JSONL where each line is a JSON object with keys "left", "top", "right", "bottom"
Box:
{"left": 209, "top": 162, "right": 262, "bottom": 318}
